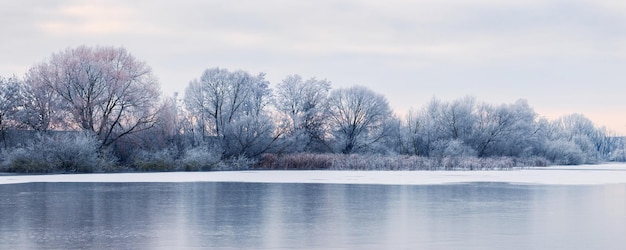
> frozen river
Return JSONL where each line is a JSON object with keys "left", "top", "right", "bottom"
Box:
{"left": 1, "top": 165, "right": 626, "bottom": 249}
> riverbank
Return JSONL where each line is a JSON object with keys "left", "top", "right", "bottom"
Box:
{"left": 1, "top": 164, "right": 625, "bottom": 186}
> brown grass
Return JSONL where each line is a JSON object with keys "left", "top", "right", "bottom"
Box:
{"left": 255, "top": 153, "right": 546, "bottom": 170}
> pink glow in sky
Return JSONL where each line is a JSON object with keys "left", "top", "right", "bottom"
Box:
{"left": 1, "top": 0, "right": 625, "bottom": 134}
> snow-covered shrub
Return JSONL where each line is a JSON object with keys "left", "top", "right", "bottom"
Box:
{"left": 445, "top": 140, "right": 477, "bottom": 157}
{"left": 47, "top": 132, "right": 115, "bottom": 172}
{"left": 453, "top": 157, "right": 481, "bottom": 170}
{"left": 430, "top": 139, "right": 477, "bottom": 157}
{"left": 543, "top": 139, "right": 585, "bottom": 165}
{"left": 0, "top": 132, "right": 115, "bottom": 173}
{"left": 179, "top": 145, "right": 222, "bottom": 171}
{"left": 131, "top": 148, "right": 177, "bottom": 171}
{"left": 1, "top": 147, "right": 47, "bottom": 173}
{"left": 432, "top": 156, "right": 519, "bottom": 170}
{"left": 440, "top": 157, "right": 457, "bottom": 170}
{"left": 215, "top": 155, "right": 255, "bottom": 170}
{"left": 572, "top": 135, "right": 598, "bottom": 163}
{"left": 610, "top": 149, "right": 626, "bottom": 162}
{"left": 514, "top": 156, "right": 550, "bottom": 167}
{"left": 481, "top": 157, "right": 514, "bottom": 170}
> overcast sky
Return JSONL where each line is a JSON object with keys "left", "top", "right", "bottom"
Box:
{"left": 1, "top": 0, "right": 625, "bottom": 134}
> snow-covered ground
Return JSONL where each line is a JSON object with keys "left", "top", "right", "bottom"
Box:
{"left": 1, "top": 164, "right": 626, "bottom": 186}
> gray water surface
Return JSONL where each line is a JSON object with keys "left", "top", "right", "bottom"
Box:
{"left": 1, "top": 182, "right": 625, "bottom": 249}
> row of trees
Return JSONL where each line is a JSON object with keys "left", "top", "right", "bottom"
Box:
{"left": 177, "top": 67, "right": 623, "bottom": 165}
{"left": 1, "top": 46, "right": 624, "bottom": 172}
{"left": 0, "top": 46, "right": 160, "bottom": 145}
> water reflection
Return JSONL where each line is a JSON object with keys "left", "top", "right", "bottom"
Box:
{"left": 0, "top": 182, "right": 625, "bottom": 249}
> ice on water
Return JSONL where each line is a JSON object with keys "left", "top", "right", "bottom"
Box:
{"left": 2, "top": 164, "right": 626, "bottom": 186}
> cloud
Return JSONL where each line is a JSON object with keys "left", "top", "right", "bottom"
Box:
{"left": 2, "top": 0, "right": 626, "bottom": 133}
{"left": 157, "top": 0, "right": 626, "bottom": 67}
{"left": 37, "top": 2, "right": 161, "bottom": 36}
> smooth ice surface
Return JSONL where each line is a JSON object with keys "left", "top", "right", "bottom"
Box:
{"left": 1, "top": 164, "right": 626, "bottom": 185}
{"left": 1, "top": 182, "right": 625, "bottom": 249}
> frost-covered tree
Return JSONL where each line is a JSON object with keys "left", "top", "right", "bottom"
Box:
{"left": 0, "top": 76, "right": 23, "bottom": 145}
{"left": 542, "top": 113, "right": 608, "bottom": 164}
{"left": 184, "top": 78, "right": 210, "bottom": 141}
{"left": 470, "top": 99, "right": 538, "bottom": 157}
{"left": 184, "top": 67, "right": 276, "bottom": 157}
{"left": 401, "top": 97, "right": 541, "bottom": 158}
{"left": 274, "top": 75, "right": 331, "bottom": 152}
{"left": 326, "top": 85, "right": 394, "bottom": 154}
{"left": 27, "top": 46, "right": 161, "bottom": 147}
{"left": 119, "top": 95, "right": 183, "bottom": 155}
{"left": 433, "top": 96, "right": 476, "bottom": 141}
{"left": 417, "top": 96, "right": 476, "bottom": 156}
{"left": 395, "top": 108, "right": 427, "bottom": 155}
{"left": 20, "top": 70, "right": 67, "bottom": 131}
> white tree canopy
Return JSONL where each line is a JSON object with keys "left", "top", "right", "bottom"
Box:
{"left": 0, "top": 76, "right": 23, "bottom": 132}
{"left": 184, "top": 67, "right": 275, "bottom": 157}
{"left": 27, "top": 46, "right": 161, "bottom": 146}
{"left": 274, "top": 74, "right": 331, "bottom": 152}
{"left": 327, "top": 85, "right": 394, "bottom": 154}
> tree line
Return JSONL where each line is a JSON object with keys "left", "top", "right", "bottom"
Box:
{"left": 0, "top": 46, "right": 624, "bottom": 172}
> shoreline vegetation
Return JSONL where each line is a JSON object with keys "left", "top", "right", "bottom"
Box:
{"left": 1, "top": 154, "right": 548, "bottom": 174}
{"left": 1, "top": 45, "right": 625, "bottom": 174}
{"left": 255, "top": 153, "right": 549, "bottom": 171}
{"left": 0, "top": 151, "right": 584, "bottom": 174}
